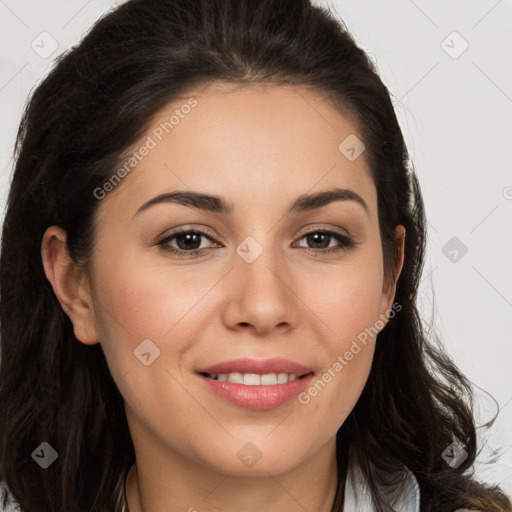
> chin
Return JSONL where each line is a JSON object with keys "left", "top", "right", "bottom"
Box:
{"left": 197, "top": 441, "right": 310, "bottom": 477}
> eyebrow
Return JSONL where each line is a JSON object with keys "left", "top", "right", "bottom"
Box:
{"left": 134, "top": 186, "right": 369, "bottom": 218}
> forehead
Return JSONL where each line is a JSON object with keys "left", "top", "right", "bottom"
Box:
{"left": 96, "top": 82, "right": 376, "bottom": 220}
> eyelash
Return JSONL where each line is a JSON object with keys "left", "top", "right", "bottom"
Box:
{"left": 157, "top": 227, "right": 357, "bottom": 258}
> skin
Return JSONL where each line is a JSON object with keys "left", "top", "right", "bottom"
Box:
{"left": 41, "top": 83, "right": 405, "bottom": 512}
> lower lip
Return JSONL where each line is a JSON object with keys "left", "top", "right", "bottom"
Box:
{"left": 199, "top": 373, "right": 314, "bottom": 410}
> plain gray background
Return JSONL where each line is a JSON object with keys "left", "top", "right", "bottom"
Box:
{"left": 1, "top": 0, "right": 511, "bottom": 496}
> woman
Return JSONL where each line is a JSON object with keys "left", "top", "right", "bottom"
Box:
{"left": 0, "top": 0, "right": 510, "bottom": 511}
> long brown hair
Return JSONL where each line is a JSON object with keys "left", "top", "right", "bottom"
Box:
{"left": 1, "top": 1, "right": 510, "bottom": 510}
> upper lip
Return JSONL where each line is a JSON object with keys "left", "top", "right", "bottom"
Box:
{"left": 196, "top": 358, "right": 314, "bottom": 376}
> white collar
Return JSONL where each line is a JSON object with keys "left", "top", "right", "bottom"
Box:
{"left": 344, "top": 456, "right": 420, "bottom": 512}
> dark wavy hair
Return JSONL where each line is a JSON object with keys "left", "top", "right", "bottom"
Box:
{"left": 0, "top": 0, "right": 510, "bottom": 511}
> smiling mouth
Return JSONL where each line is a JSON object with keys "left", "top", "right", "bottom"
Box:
{"left": 197, "top": 359, "right": 316, "bottom": 409}
{"left": 200, "top": 371, "right": 314, "bottom": 386}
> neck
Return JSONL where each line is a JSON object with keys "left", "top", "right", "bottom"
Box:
{"left": 125, "top": 439, "right": 342, "bottom": 512}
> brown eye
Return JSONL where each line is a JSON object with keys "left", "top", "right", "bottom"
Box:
{"left": 158, "top": 229, "right": 217, "bottom": 256}
{"left": 157, "top": 227, "right": 357, "bottom": 258}
{"left": 296, "top": 230, "right": 356, "bottom": 254}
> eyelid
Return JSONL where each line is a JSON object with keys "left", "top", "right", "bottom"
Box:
{"left": 156, "top": 224, "right": 219, "bottom": 243}
{"left": 298, "top": 223, "right": 352, "bottom": 238}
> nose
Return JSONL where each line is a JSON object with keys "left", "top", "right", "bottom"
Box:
{"left": 222, "top": 242, "right": 299, "bottom": 336}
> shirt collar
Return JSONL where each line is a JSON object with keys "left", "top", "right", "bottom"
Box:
{"left": 344, "top": 454, "right": 420, "bottom": 512}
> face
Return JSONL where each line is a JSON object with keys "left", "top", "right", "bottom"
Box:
{"left": 46, "top": 83, "right": 404, "bottom": 478}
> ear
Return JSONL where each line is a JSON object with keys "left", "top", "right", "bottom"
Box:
{"left": 378, "top": 224, "right": 406, "bottom": 321}
{"left": 41, "top": 226, "right": 99, "bottom": 345}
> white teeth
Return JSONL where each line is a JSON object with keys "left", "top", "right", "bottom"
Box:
{"left": 243, "top": 373, "right": 260, "bottom": 385}
{"left": 227, "top": 372, "right": 244, "bottom": 384}
{"left": 207, "top": 372, "right": 299, "bottom": 385}
{"left": 260, "top": 373, "right": 278, "bottom": 385}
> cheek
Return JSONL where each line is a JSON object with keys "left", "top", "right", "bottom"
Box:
{"left": 92, "top": 231, "right": 220, "bottom": 333}
{"left": 89, "top": 259, "right": 212, "bottom": 440}
{"left": 296, "top": 248, "right": 384, "bottom": 418}
{"left": 297, "top": 290, "right": 378, "bottom": 438}
{"left": 302, "top": 251, "right": 385, "bottom": 341}
{"left": 89, "top": 252, "right": 206, "bottom": 385}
